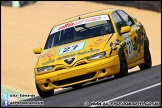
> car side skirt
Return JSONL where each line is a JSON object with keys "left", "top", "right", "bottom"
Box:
{"left": 128, "top": 58, "right": 145, "bottom": 69}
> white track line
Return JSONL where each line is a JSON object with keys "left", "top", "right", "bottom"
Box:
{"left": 90, "top": 82, "right": 161, "bottom": 107}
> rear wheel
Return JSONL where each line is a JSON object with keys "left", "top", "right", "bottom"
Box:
{"left": 138, "top": 43, "right": 152, "bottom": 70}
{"left": 114, "top": 49, "right": 128, "bottom": 78}
{"left": 36, "top": 83, "right": 54, "bottom": 98}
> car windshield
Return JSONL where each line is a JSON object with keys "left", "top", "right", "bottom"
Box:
{"left": 44, "top": 15, "right": 114, "bottom": 49}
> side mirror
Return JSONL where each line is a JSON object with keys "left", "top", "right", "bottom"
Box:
{"left": 33, "top": 47, "right": 42, "bottom": 54}
{"left": 120, "top": 26, "right": 131, "bottom": 34}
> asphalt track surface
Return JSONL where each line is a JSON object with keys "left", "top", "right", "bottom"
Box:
{"left": 8, "top": 64, "right": 161, "bottom": 107}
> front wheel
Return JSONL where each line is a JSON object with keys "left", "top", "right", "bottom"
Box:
{"left": 114, "top": 49, "right": 128, "bottom": 78}
{"left": 36, "top": 83, "right": 54, "bottom": 98}
{"left": 138, "top": 43, "right": 152, "bottom": 70}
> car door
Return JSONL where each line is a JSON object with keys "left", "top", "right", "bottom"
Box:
{"left": 116, "top": 10, "right": 144, "bottom": 63}
{"left": 112, "top": 11, "right": 136, "bottom": 65}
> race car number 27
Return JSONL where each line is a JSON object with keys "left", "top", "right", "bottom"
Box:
{"left": 58, "top": 42, "right": 85, "bottom": 55}
{"left": 122, "top": 34, "right": 134, "bottom": 59}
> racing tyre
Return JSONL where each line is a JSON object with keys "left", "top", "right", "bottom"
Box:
{"left": 36, "top": 84, "right": 54, "bottom": 98}
{"left": 138, "top": 43, "right": 152, "bottom": 70}
{"left": 114, "top": 49, "right": 128, "bottom": 78}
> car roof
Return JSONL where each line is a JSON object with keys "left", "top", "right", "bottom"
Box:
{"left": 54, "top": 8, "right": 119, "bottom": 27}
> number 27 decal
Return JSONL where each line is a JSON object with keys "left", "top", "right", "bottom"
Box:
{"left": 63, "top": 45, "right": 78, "bottom": 53}
{"left": 58, "top": 42, "right": 85, "bottom": 55}
{"left": 122, "top": 33, "right": 134, "bottom": 59}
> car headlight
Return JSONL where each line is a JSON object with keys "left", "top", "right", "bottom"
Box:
{"left": 87, "top": 51, "right": 106, "bottom": 61}
{"left": 37, "top": 66, "right": 54, "bottom": 73}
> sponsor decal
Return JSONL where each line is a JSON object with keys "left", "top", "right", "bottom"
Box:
{"left": 56, "top": 49, "right": 100, "bottom": 61}
{"left": 50, "top": 15, "right": 110, "bottom": 34}
{"left": 58, "top": 22, "right": 74, "bottom": 30}
{"left": 42, "top": 59, "right": 55, "bottom": 66}
{"left": 90, "top": 38, "right": 108, "bottom": 47}
{"left": 58, "top": 17, "right": 101, "bottom": 31}
{"left": 57, "top": 54, "right": 75, "bottom": 61}
{"left": 77, "top": 49, "right": 100, "bottom": 55}
{"left": 41, "top": 51, "right": 54, "bottom": 60}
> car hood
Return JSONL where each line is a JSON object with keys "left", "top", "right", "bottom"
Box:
{"left": 36, "top": 34, "right": 114, "bottom": 67}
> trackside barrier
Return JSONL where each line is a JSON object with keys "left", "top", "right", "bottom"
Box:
{"left": 12, "top": 1, "right": 20, "bottom": 8}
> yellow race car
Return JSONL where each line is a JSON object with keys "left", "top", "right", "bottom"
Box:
{"left": 33, "top": 8, "right": 152, "bottom": 98}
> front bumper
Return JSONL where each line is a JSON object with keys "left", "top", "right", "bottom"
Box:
{"left": 35, "top": 55, "right": 120, "bottom": 91}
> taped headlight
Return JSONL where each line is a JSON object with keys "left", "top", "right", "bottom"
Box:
{"left": 37, "top": 66, "right": 54, "bottom": 73}
{"left": 87, "top": 51, "right": 106, "bottom": 61}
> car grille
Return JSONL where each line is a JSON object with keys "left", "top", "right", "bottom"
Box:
{"left": 52, "top": 72, "right": 96, "bottom": 86}
{"left": 54, "top": 61, "right": 87, "bottom": 71}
